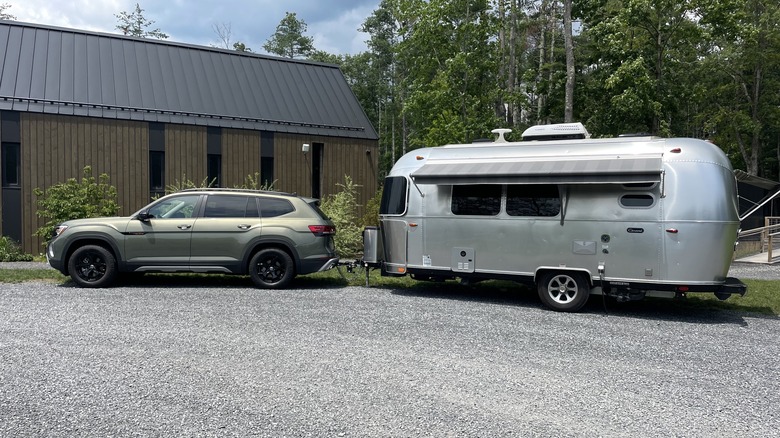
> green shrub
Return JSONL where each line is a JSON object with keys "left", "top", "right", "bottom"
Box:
{"left": 320, "top": 175, "right": 363, "bottom": 257}
{"left": 0, "top": 236, "right": 34, "bottom": 262}
{"left": 34, "top": 166, "right": 120, "bottom": 245}
{"left": 162, "top": 174, "right": 215, "bottom": 196}
{"left": 361, "top": 186, "right": 382, "bottom": 227}
{"left": 234, "top": 172, "right": 277, "bottom": 191}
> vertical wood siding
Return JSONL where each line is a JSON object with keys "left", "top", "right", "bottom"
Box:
{"left": 15, "top": 114, "right": 377, "bottom": 253}
{"left": 222, "top": 129, "right": 261, "bottom": 187}
{"left": 20, "top": 113, "right": 148, "bottom": 252}
{"left": 165, "top": 125, "right": 207, "bottom": 187}
{"left": 275, "top": 133, "right": 378, "bottom": 215}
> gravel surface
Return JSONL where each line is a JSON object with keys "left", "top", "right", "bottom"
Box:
{"left": 1, "top": 276, "right": 778, "bottom": 437}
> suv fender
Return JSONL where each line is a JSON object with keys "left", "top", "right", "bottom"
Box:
{"left": 61, "top": 234, "right": 123, "bottom": 275}
{"left": 241, "top": 236, "right": 300, "bottom": 274}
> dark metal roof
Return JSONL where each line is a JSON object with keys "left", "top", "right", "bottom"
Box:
{"left": 0, "top": 20, "right": 377, "bottom": 140}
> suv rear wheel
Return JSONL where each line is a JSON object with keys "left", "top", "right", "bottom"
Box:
{"left": 249, "top": 248, "right": 294, "bottom": 289}
{"left": 68, "top": 245, "right": 118, "bottom": 288}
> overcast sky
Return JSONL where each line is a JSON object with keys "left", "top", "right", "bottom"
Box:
{"left": 9, "top": 0, "right": 381, "bottom": 55}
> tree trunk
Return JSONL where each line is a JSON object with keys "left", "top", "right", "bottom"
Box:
{"left": 563, "top": 0, "right": 574, "bottom": 122}
{"left": 536, "top": 0, "right": 549, "bottom": 124}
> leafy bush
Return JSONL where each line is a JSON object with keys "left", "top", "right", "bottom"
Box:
{"left": 361, "top": 186, "right": 382, "bottom": 228}
{"left": 161, "top": 174, "right": 215, "bottom": 196}
{"left": 320, "top": 175, "right": 363, "bottom": 257}
{"left": 234, "top": 172, "right": 277, "bottom": 191}
{"left": 34, "top": 166, "right": 120, "bottom": 245}
{"left": 0, "top": 236, "right": 34, "bottom": 262}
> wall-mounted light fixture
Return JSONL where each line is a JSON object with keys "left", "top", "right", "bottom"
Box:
{"left": 302, "top": 143, "right": 310, "bottom": 154}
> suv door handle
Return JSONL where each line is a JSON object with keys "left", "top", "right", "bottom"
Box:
{"left": 237, "top": 224, "right": 251, "bottom": 230}
{"left": 177, "top": 224, "right": 192, "bottom": 230}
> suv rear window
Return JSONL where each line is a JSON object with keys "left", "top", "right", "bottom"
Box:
{"left": 258, "top": 197, "right": 295, "bottom": 217}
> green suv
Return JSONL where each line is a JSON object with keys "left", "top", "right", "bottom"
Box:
{"left": 46, "top": 189, "right": 338, "bottom": 288}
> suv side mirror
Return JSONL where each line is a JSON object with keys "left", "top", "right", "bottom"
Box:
{"left": 137, "top": 211, "right": 153, "bottom": 222}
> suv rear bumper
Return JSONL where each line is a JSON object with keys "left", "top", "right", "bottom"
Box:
{"left": 300, "top": 256, "right": 339, "bottom": 274}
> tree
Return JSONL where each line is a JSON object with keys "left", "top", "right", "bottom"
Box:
{"left": 563, "top": 0, "right": 575, "bottom": 122}
{"left": 263, "top": 12, "right": 315, "bottom": 58}
{"left": 212, "top": 22, "right": 252, "bottom": 52}
{"left": 212, "top": 22, "right": 233, "bottom": 49}
{"left": 233, "top": 42, "right": 252, "bottom": 52}
{"left": 0, "top": 2, "right": 15, "bottom": 20}
{"left": 115, "top": 3, "right": 169, "bottom": 39}
{"left": 698, "top": 0, "right": 780, "bottom": 176}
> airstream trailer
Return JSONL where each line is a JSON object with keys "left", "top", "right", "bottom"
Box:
{"left": 364, "top": 123, "right": 747, "bottom": 312}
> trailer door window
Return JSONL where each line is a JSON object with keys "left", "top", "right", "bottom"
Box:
{"left": 380, "top": 176, "right": 408, "bottom": 215}
{"left": 506, "top": 184, "right": 561, "bottom": 217}
{"left": 451, "top": 185, "right": 501, "bottom": 216}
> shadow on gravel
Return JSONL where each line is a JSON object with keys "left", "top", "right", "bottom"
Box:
{"left": 385, "top": 280, "right": 775, "bottom": 326}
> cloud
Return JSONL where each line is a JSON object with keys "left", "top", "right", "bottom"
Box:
{"left": 8, "top": 0, "right": 379, "bottom": 55}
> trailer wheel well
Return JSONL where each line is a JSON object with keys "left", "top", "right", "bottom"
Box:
{"left": 534, "top": 268, "right": 593, "bottom": 287}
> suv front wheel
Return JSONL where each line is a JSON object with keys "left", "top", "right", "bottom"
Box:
{"left": 68, "top": 245, "right": 118, "bottom": 288}
{"left": 249, "top": 248, "right": 294, "bottom": 289}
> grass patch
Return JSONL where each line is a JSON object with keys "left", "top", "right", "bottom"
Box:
{"left": 0, "top": 269, "right": 67, "bottom": 283}
{"left": 2, "top": 266, "right": 777, "bottom": 316}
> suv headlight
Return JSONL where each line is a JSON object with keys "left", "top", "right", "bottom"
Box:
{"left": 53, "top": 225, "right": 69, "bottom": 238}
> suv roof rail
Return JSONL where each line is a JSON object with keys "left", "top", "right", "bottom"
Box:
{"left": 178, "top": 187, "right": 297, "bottom": 197}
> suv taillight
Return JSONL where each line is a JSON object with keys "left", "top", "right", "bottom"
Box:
{"left": 308, "top": 225, "right": 335, "bottom": 236}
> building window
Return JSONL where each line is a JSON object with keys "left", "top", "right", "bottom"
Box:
{"left": 150, "top": 151, "right": 165, "bottom": 198}
{"left": 208, "top": 154, "right": 222, "bottom": 187}
{"left": 1, "top": 143, "right": 20, "bottom": 187}
{"left": 261, "top": 158, "right": 274, "bottom": 189}
{"left": 451, "top": 185, "right": 501, "bottom": 216}
{"left": 506, "top": 184, "right": 561, "bottom": 217}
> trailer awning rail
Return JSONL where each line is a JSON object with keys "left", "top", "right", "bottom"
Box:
{"left": 410, "top": 154, "right": 664, "bottom": 185}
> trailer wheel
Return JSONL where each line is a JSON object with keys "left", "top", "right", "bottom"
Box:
{"left": 537, "top": 271, "right": 590, "bottom": 312}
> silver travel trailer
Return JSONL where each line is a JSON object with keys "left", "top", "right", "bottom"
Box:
{"left": 363, "top": 123, "right": 747, "bottom": 312}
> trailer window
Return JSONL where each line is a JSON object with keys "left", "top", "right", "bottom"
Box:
{"left": 506, "top": 184, "right": 561, "bottom": 217}
{"left": 380, "top": 176, "right": 408, "bottom": 215}
{"left": 451, "top": 185, "right": 501, "bottom": 216}
{"left": 620, "top": 194, "right": 655, "bottom": 208}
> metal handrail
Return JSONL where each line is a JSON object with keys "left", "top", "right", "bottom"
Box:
{"left": 739, "top": 217, "right": 780, "bottom": 262}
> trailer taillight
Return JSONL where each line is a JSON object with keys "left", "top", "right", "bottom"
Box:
{"left": 309, "top": 225, "right": 335, "bottom": 236}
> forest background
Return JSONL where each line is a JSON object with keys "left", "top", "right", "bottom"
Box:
{"left": 5, "top": 0, "right": 780, "bottom": 181}
{"left": 306, "top": 0, "right": 779, "bottom": 181}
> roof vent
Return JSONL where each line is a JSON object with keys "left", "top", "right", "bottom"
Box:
{"left": 491, "top": 128, "right": 512, "bottom": 143}
{"left": 521, "top": 123, "right": 590, "bottom": 141}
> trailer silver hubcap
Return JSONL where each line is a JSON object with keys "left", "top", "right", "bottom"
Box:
{"left": 546, "top": 275, "right": 578, "bottom": 304}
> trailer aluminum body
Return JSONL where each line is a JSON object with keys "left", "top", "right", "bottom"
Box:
{"left": 366, "top": 125, "right": 747, "bottom": 311}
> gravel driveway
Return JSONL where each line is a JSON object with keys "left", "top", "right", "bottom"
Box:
{"left": 1, "top": 275, "right": 778, "bottom": 437}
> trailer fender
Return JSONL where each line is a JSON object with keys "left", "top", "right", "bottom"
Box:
{"left": 533, "top": 267, "right": 594, "bottom": 287}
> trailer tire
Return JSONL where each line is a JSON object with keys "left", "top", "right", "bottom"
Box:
{"left": 537, "top": 271, "right": 590, "bottom": 312}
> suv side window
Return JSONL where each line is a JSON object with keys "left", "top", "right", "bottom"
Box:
{"left": 148, "top": 195, "right": 200, "bottom": 219}
{"left": 204, "top": 195, "right": 259, "bottom": 218}
{"left": 258, "top": 197, "right": 294, "bottom": 218}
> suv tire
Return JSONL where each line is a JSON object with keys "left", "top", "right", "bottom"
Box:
{"left": 249, "top": 248, "right": 294, "bottom": 289}
{"left": 68, "top": 245, "right": 118, "bottom": 288}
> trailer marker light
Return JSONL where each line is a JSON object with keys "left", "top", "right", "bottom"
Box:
{"left": 397, "top": 267, "right": 406, "bottom": 273}
{"left": 677, "top": 286, "right": 689, "bottom": 292}
{"left": 416, "top": 156, "right": 425, "bottom": 160}
{"left": 666, "top": 228, "right": 679, "bottom": 234}
{"left": 670, "top": 148, "right": 681, "bottom": 153}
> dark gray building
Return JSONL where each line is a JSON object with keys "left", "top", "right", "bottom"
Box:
{"left": 0, "top": 20, "right": 378, "bottom": 252}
